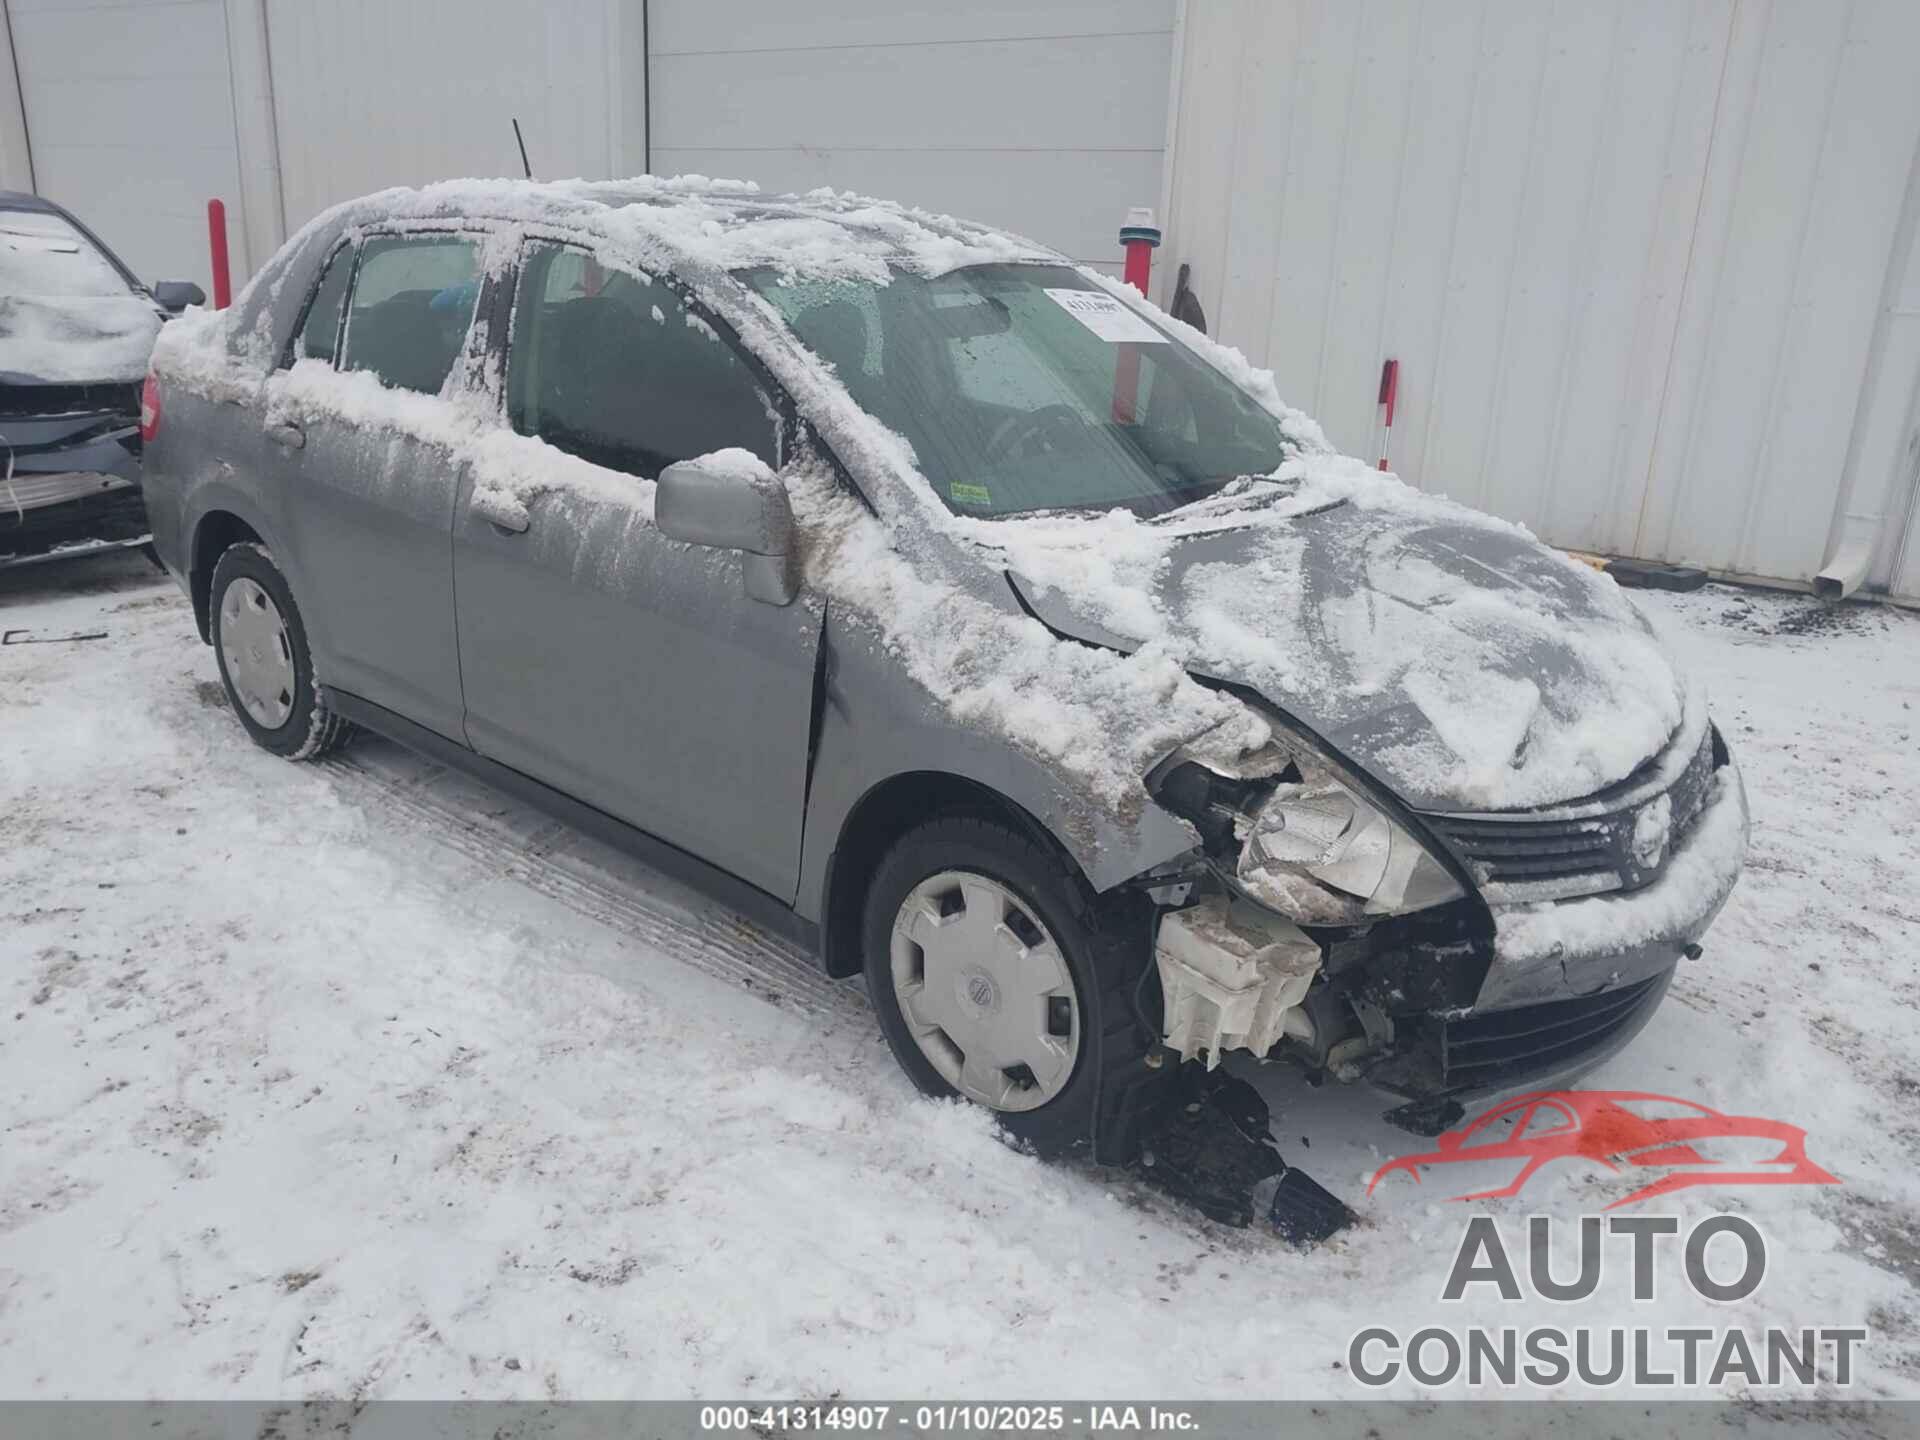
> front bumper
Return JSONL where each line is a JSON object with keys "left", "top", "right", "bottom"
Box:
{"left": 1369, "top": 759, "right": 1748, "bottom": 1129}
{"left": 0, "top": 480, "right": 150, "bottom": 567}
{"left": 2, "top": 403, "right": 148, "bottom": 566}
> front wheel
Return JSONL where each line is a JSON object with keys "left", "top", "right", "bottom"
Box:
{"left": 210, "top": 541, "right": 351, "bottom": 760}
{"left": 861, "top": 815, "right": 1152, "bottom": 1156}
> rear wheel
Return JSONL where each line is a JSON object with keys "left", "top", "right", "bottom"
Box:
{"left": 210, "top": 542, "right": 350, "bottom": 760}
{"left": 862, "top": 815, "right": 1153, "bottom": 1155}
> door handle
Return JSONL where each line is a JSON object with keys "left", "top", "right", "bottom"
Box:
{"left": 266, "top": 421, "right": 305, "bottom": 449}
{"left": 489, "top": 515, "right": 529, "bottom": 536}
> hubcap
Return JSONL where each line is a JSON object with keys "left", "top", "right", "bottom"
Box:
{"left": 889, "top": 870, "right": 1080, "bottom": 1112}
{"left": 218, "top": 577, "right": 296, "bottom": 729}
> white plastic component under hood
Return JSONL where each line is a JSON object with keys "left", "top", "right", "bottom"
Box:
{"left": 1156, "top": 896, "right": 1321, "bottom": 1068}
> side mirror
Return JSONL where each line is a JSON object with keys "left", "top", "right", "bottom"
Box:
{"left": 152, "top": 280, "right": 207, "bottom": 314}
{"left": 655, "top": 449, "right": 798, "bottom": 606}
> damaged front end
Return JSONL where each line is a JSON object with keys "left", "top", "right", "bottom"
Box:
{"left": 0, "top": 378, "right": 150, "bottom": 568}
{"left": 1134, "top": 692, "right": 1747, "bottom": 1139}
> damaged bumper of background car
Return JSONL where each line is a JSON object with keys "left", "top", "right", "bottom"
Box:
{"left": 0, "top": 388, "right": 149, "bottom": 567}
{"left": 1143, "top": 706, "right": 1749, "bottom": 1137}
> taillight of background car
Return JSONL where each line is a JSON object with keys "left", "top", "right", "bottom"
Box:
{"left": 140, "top": 373, "right": 161, "bottom": 444}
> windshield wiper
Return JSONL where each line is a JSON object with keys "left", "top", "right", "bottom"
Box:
{"left": 1144, "top": 474, "right": 1298, "bottom": 524}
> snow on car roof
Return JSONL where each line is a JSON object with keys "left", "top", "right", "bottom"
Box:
{"left": 305, "top": 174, "right": 1060, "bottom": 285}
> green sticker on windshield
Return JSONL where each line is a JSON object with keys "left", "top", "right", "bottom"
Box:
{"left": 950, "top": 482, "right": 993, "bottom": 506}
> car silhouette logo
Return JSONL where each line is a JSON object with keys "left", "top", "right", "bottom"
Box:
{"left": 1366, "top": 1090, "right": 1839, "bottom": 1209}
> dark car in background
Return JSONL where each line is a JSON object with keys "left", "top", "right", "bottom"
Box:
{"left": 0, "top": 190, "right": 203, "bottom": 569}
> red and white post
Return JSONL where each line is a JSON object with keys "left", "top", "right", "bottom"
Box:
{"left": 1113, "top": 207, "right": 1160, "bottom": 421}
{"left": 1375, "top": 358, "right": 1399, "bottom": 471}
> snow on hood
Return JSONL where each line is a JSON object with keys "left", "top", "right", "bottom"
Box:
{"left": 0, "top": 295, "right": 161, "bottom": 384}
{"left": 985, "top": 456, "right": 1686, "bottom": 812}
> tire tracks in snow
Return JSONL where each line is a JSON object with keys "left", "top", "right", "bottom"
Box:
{"left": 315, "top": 745, "right": 865, "bottom": 1024}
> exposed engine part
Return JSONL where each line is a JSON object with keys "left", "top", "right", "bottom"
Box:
{"left": 1150, "top": 756, "right": 1287, "bottom": 855}
{"left": 1149, "top": 729, "right": 1465, "bottom": 923}
{"left": 1328, "top": 994, "right": 1395, "bottom": 1076}
{"left": 1155, "top": 896, "right": 1320, "bottom": 1068}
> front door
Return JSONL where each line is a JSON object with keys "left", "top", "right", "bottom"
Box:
{"left": 269, "top": 230, "right": 485, "bottom": 739}
{"left": 452, "top": 242, "right": 821, "bottom": 903}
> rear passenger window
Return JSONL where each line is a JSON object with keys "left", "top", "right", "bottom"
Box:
{"left": 291, "top": 244, "right": 353, "bottom": 365}
{"left": 340, "top": 234, "right": 480, "bottom": 396}
{"left": 507, "top": 242, "right": 777, "bottom": 479}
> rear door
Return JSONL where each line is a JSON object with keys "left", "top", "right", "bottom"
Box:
{"left": 452, "top": 241, "right": 822, "bottom": 902}
{"left": 269, "top": 229, "right": 485, "bottom": 739}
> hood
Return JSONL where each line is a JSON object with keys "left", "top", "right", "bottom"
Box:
{"left": 992, "top": 469, "right": 1687, "bottom": 813}
{"left": 0, "top": 295, "right": 162, "bottom": 385}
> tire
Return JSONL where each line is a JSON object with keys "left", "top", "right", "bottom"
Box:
{"left": 861, "top": 814, "right": 1156, "bottom": 1158}
{"left": 209, "top": 541, "right": 351, "bottom": 761}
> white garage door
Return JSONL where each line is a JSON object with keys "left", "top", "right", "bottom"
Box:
{"left": 264, "top": 0, "right": 644, "bottom": 240}
{"left": 6, "top": 0, "right": 243, "bottom": 294}
{"left": 648, "top": 0, "right": 1176, "bottom": 275}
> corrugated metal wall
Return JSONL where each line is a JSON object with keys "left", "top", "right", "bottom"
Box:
{"left": 647, "top": 0, "right": 1176, "bottom": 273}
{"left": 263, "top": 0, "right": 647, "bottom": 232}
{"left": 3, "top": 0, "right": 246, "bottom": 292}
{"left": 1163, "top": 0, "right": 1920, "bottom": 593}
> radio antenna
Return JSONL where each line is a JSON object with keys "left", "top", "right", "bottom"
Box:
{"left": 512, "top": 118, "right": 533, "bottom": 180}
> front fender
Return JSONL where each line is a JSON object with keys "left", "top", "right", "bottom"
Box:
{"left": 796, "top": 612, "right": 1201, "bottom": 930}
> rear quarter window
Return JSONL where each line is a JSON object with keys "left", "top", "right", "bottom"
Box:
{"left": 290, "top": 245, "right": 353, "bottom": 366}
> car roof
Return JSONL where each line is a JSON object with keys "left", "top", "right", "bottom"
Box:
{"left": 303, "top": 176, "right": 1064, "bottom": 282}
{"left": 225, "top": 176, "right": 1069, "bottom": 380}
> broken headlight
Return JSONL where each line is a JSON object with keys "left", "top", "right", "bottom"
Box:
{"left": 1153, "top": 744, "right": 1465, "bottom": 924}
{"left": 1237, "top": 769, "right": 1465, "bottom": 922}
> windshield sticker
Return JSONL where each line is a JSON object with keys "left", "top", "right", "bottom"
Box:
{"left": 949, "top": 482, "right": 993, "bottom": 506}
{"left": 1044, "top": 288, "right": 1168, "bottom": 344}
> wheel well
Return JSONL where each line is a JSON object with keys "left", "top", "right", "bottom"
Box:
{"left": 818, "top": 771, "right": 1071, "bottom": 978}
{"left": 189, "top": 512, "right": 262, "bottom": 642}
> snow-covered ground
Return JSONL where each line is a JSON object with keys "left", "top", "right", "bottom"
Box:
{"left": 2, "top": 550, "right": 1917, "bottom": 1401}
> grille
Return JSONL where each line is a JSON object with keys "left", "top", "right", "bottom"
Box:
{"left": 1432, "top": 813, "right": 1616, "bottom": 895}
{"left": 1425, "top": 727, "right": 1717, "bottom": 904}
{"left": 1440, "top": 974, "right": 1664, "bottom": 1089}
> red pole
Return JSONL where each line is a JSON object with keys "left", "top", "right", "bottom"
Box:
{"left": 1113, "top": 207, "right": 1160, "bottom": 422}
{"left": 1376, "top": 358, "right": 1399, "bottom": 471}
{"left": 207, "top": 198, "right": 232, "bottom": 310}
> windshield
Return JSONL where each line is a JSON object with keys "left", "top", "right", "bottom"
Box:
{"left": 745, "top": 263, "right": 1288, "bottom": 518}
{"left": 0, "top": 208, "right": 136, "bottom": 300}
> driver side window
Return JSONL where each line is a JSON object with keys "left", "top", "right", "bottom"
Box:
{"left": 507, "top": 243, "right": 779, "bottom": 480}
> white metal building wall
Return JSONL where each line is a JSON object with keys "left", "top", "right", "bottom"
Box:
{"left": 648, "top": 0, "right": 1176, "bottom": 274}
{"left": 2, "top": 0, "right": 248, "bottom": 293}
{"left": 1162, "top": 0, "right": 1920, "bottom": 595}
{"left": 2, "top": 0, "right": 1175, "bottom": 288}
{"left": 262, "top": 0, "right": 648, "bottom": 237}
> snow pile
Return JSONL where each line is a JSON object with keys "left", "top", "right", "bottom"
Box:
{"left": 1, "top": 208, "right": 162, "bottom": 382}
{"left": 0, "top": 296, "right": 159, "bottom": 383}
